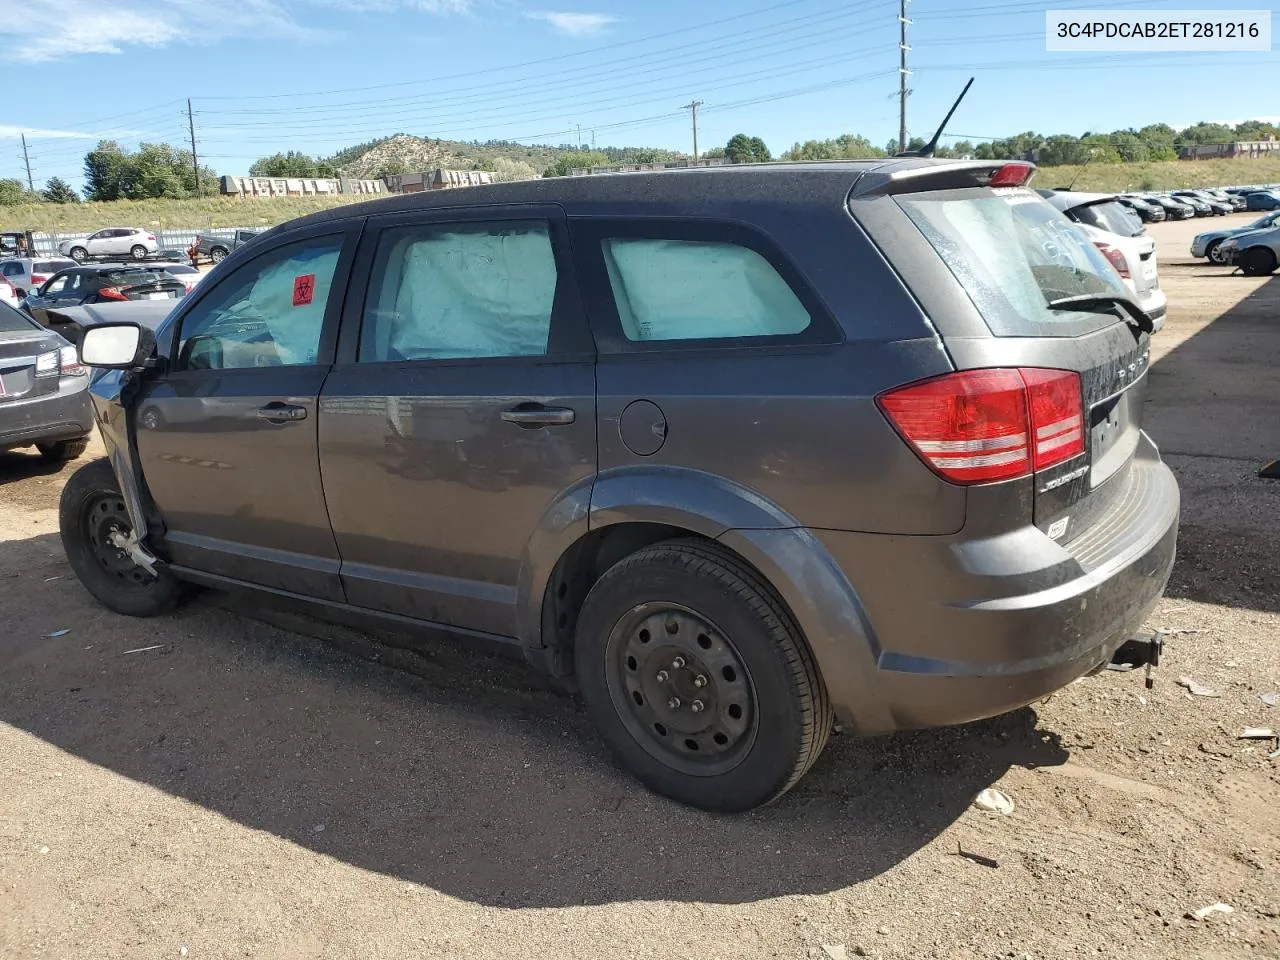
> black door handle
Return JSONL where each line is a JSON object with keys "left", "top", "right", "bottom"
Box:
{"left": 256, "top": 402, "right": 308, "bottom": 423}
{"left": 501, "top": 403, "right": 576, "bottom": 428}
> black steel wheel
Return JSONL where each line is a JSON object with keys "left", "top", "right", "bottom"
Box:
{"left": 59, "top": 459, "right": 187, "bottom": 617}
{"left": 1239, "top": 246, "right": 1278, "bottom": 277}
{"left": 575, "top": 539, "right": 831, "bottom": 812}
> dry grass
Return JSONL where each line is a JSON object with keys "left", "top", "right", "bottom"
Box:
{"left": 0, "top": 194, "right": 374, "bottom": 234}
{"left": 1034, "top": 155, "right": 1280, "bottom": 193}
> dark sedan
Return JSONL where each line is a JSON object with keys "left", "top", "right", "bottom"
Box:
{"left": 0, "top": 302, "right": 93, "bottom": 461}
{"left": 21, "top": 265, "right": 186, "bottom": 327}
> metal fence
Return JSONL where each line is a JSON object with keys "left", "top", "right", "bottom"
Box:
{"left": 28, "top": 228, "right": 258, "bottom": 258}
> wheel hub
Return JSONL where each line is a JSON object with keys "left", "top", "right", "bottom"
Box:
{"left": 609, "top": 604, "right": 755, "bottom": 769}
{"left": 86, "top": 496, "right": 154, "bottom": 586}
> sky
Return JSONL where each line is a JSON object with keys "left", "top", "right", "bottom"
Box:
{"left": 1, "top": 0, "right": 1277, "bottom": 192}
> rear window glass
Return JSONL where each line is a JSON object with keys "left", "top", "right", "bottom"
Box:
{"left": 897, "top": 189, "right": 1130, "bottom": 337}
{"left": 36, "top": 260, "right": 74, "bottom": 273}
{"left": 0, "top": 304, "right": 38, "bottom": 333}
{"left": 1072, "top": 201, "right": 1143, "bottom": 238}
{"left": 104, "top": 270, "right": 170, "bottom": 286}
{"left": 162, "top": 264, "right": 198, "bottom": 274}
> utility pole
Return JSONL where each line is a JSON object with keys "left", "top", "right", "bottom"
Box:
{"left": 187, "top": 98, "right": 201, "bottom": 195}
{"left": 898, "top": 0, "right": 911, "bottom": 153}
{"left": 19, "top": 134, "right": 34, "bottom": 193}
{"left": 591, "top": 130, "right": 596, "bottom": 150}
{"left": 684, "top": 100, "right": 704, "bottom": 163}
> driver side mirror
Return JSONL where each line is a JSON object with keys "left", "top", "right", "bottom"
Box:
{"left": 81, "top": 322, "right": 157, "bottom": 370}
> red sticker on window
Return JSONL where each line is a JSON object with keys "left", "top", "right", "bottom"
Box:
{"left": 292, "top": 274, "right": 315, "bottom": 306}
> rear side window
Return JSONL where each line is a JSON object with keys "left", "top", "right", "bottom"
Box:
{"left": 601, "top": 238, "right": 811, "bottom": 342}
{"left": 35, "top": 261, "right": 72, "bottom": 273}
{"left": 897, "top": 189, "right": 1130, "bottom": 337}
{"left": 103, "top": 270, "right": 169, "bottom": 286}
{"left": 1071, "top": 201, "right": 1143, "bottom": 238}
{"left": 359, "top": 220, "right": 557, "bottom": 362}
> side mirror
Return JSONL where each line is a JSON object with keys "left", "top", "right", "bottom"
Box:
{"left": 81, "top": 322, "right": 157, "bottom": 370}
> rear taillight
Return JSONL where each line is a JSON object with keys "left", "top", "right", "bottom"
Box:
{"left": 1094, "top": 242, "right": 1131, "bottom": 278}
{"left": 987, "top": 162, "right": 1034, "bottom": 188}
{"left": 59, "top": 345, "right": 86, "bottom": 377}
{"left": 877, "top": 368, "right": 1085, "bottom": 485}
{"left": 31, "top": 274, "right": 48, "bottom": 285}
{"left": 97, "top": 287, "right": 129, "bottom": 301}
{"left": 146, "top": 234, "right": 156, "bottom": 241}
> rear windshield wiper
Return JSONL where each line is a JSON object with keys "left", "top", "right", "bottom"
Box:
{"left": 1046, "top": 293, "right": 1154, "bottom": 334}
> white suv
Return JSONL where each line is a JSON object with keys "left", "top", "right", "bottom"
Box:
{"left": 1041, "top": 191, "right": 1167, "bottom": 331}
{"left": 58, "top": 227, "right": 159, "bottom": 262}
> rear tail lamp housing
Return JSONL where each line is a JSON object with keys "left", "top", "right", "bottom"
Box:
{"left": 877, "top": 368, "right": 1085, "bottom": 485}
{"left": 1093, "top": 241, "right": 1131, "bottom": 279}
{"left": 97, "top": 286, "right": 129, "bottom": 302}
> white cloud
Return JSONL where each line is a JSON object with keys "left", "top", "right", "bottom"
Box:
{"left": 527, "top": 11, "right": 618, "bottom": 36}
{"left": 0, "top": 0, "right": 332, "bottom": 63}
{"left": 0, "top": 125, "right": 101, "bottom": 140}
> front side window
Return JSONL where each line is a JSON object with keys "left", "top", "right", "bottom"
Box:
{"left": 600, "top": 237, "right": 811, "bottom": 342}
{"left": 359, "top": 220, "right": 557, "bottom": 362}
{"left": 176, "top": 236, "right": 341, "bottom": 370}
{"left": 42, "top": 274, "right": 71, "bottom": 295}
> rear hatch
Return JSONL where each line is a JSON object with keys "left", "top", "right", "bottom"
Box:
{"left": 871, "top": 171, "right": 1152, "bottom": 545}
{"left": 1064, "top": 197, "right": 1157, "bottom": 298}
{"left": 103, "top": 269, "right": 186, "bottom": 302}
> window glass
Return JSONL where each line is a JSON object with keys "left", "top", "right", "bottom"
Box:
{"left": 359, "top": 220, "right": 556, "bottom": 362}
{"left": 177, "top": 236, "right": 341, "bottom": 370}
{"left": 42, "top": 274, "right": 70, "bottom": 295}
{"left": 600, "top": 238, "right": 811, "bottom": 342}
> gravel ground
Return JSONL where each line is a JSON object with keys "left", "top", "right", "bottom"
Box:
{"left": 1, "top": 212, "right": 1277, "bottom": 960}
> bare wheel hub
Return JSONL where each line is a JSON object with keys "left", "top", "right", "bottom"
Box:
{"left": 608, "top": 604, "right": 755, "bottom": 770}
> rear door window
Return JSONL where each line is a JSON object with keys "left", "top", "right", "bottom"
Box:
{"left": 1071, "top": 201, "right": 1143, "bottom": 237}
{"left": 896, "top": 188, "right": 1130, "bottom": 337}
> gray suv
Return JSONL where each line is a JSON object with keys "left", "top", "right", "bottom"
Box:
{"left": 62, "top": 160, "right": 1179, "bottom": 811}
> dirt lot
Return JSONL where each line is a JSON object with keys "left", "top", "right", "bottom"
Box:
{"left": 1, "top": 212, "right": 1278, "bottom": 960}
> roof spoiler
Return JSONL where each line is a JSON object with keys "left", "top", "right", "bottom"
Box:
{"left": 850, "top": 159, "right": 1038, "bottom": 199}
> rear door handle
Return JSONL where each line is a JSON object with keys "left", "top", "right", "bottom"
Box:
{"left": 256, "top": 402, "right": 308, "bottom": 423}
{"left": 501, "top": 404, "right": 576, "bottom": 428}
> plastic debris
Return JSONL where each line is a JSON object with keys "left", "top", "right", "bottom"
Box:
{"left": 1240, "top": 728, "right": 1276, "bottom": 740}
{"left": 953, "top": 841, "right": 999, "bottom": 868}
{"left": 38, "top": 846, "right": 49, "bottom": 855}
{"left": 122, "top": 645, "right": 164, "bottom": 655}
{"left": 1270, "top": 747, "right": 1280, "bottom": 762}
{"left": 1260, "top": 692, "right": 1280, "bottom": 708}
{"left": 43, "top": 576, "right": 62, "bottom": 582}
{"left": 1177, "top": 676, "right": 1221, "bottom": 698}
{"left": 1189, "top": 903, "right": 1234, "bottom": 921}
{"left": 45, "top": 629, "right": 70, "bottom": 638}
{"left": 972, "top": 788, "right": 1015, "bottom": 815}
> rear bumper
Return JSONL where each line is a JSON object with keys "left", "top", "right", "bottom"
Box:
{"left": 0, "top": 379, "right": 94, "bottom": 449}
{"left": 813, "top": 433, "right": 1179, "bottom": 733}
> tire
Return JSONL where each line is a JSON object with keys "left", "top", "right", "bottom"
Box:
{"left": 1239, "top": 247, "right": 1278, "bottom": 277}
{"left": 59, "top": 459, "right": 187, "bottom": 617}
{"left": 574, "top": 539, "right": 831, "bottom": 812}
{"left": 1205, "top": 240, "right": 1227, "bottom": 264}
{"left": 130, "top": 244, "right": 147, "bottom": 260}
{"left": 209, "top": 246, "right": 228, "bottom": 263}
{"left": 68, "top": 246, "right": 88, "bottom": 263}
{"left": 37, "top": 437, "right": 89, "bottom": 462}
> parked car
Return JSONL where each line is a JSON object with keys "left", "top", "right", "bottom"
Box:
{"left": 1116, "top": 195, "right": 1165, "bottom": 223}
{"left": 21, "top": 265, "right": 187, "bottom": 327}
{"left": 62, "top": 160, "right": 1178, "bottom": 812}
{"left": 1191, "top": 210, "right": 1280, "bottom": 263}
{"left": 193, "top": 229, "right": 262, "bottom": 264}
{"left": 0, "top": 301, "right": 94, "bottom": 461}
{"left": 1142, "top": 194, "right": 1194, "bottom": 220}
{"left": 1219, "top": 224, "right": 1280, "bottom": 276}
{"left": 1040, "top": 190, "right": 1167, "bottom": 330}
{"left": 1203, "top": 188, "right": 1246, "bottom": 211}
{"left": 121, "top": 261, "right": 202, "bottom": 294}
{"left": 27, "top": 298, "right": 178, "bottom": 349}
{"left": 1172, "top": 190, "right": 1231, "bottom": 216}
{"left": 0, "top": 257, "right": 77, "bottom": 297}
{"left": 58, "top": 228, "right": 159, "bottom": 263}
{"left": 1245, "top": 190, "right": 1280, "bottom": 211}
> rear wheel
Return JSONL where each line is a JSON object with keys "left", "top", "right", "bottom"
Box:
{"left": 210, "top": 246, "right": 228, "bottom": 263}
{"left": 1239, "top": 247, "right": 1278, "bottom": 277}
{"left": 37, "top": 437, "right": 89, "bottom": 462}
{"left": 68, "top": 246, "right": 88, "bottom": 263}
{"left": 130, "top": 244, "right": 147, "bottom": 260}
{"left": 1206, "top": 240, "right": 1227, "bottom": 264}
{"left": 574, "top": 539, "right": 831, "bottom": 812}
{"left": 59, "top": 459, "right": 187, "bottom": 617}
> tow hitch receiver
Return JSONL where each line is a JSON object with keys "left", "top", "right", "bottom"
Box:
{"left": 1109, "top": 633, "right": 1164, "bottom": 689}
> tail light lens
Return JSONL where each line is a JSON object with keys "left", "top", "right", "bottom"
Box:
{"left": 59, "top": 345, "right": 86, "bottom": 377}
{"left": 877, "top": 368, "right": 1085, "bottom": 485}
{"left": 31, "top": 274, "right": 48, "bottom": 285}
{"left": 35, "top": 350, "right": 59, "bottom": 377}
{"left": 1094, "top": 242, "right": 1130, "bottom": 278}
{"left": 97, "top": 287, "right": 129, "bottom": 301}
{"left": 987, "top": 161, "right": 1035, "bottom": 188}
{"left": 146, "top": 234, "right": 156, "bottom": 242}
